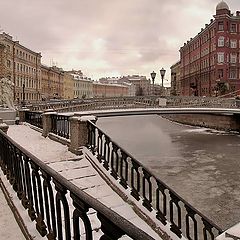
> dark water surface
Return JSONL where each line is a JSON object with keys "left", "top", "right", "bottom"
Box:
{"left": 97, "top": 115, "right": 240, "bottom": 230}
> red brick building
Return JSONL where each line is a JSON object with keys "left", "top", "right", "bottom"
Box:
{"left": 180, "top": 1, "right": 240, "bottom": 97}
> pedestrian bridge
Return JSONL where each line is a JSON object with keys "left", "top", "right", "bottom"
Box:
{"left": 70, "top": 107, "right": 240, "bottom": 117}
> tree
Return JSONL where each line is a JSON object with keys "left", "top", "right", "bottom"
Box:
{"left": 218, "top": 82, "right": 228, "bottom": 95}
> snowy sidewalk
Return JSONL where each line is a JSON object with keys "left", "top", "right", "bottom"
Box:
{"left": 7, "top": 125, "right": 163, "bottom": 239}
{"left": 0, "top": 178, "right": 26, "bottom": 240}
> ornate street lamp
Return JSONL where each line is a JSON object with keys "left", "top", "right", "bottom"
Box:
{"left": 160, "top": 67, "right": 166, "bottom": 87}
{"left": 150, "top": 71, "right": 156, "bottom": 95}
{"left": 22, "top": 83, "right": 25, "bottom": 106}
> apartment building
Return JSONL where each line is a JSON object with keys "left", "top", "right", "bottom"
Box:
{"left": 64, "top": 70, "right": 93, "bottom": 99}
{"left": 0, "top": 32, "right": 42, "bottom": 102}
{"left": 93, "top": 82, "right": 128, "bottom": 97}
{"left": 63, "top": 72, "right": 74, "bottom": 99}
{"left": 180, "top": 1, "right": 240, "bottom": 97}
{"left": 99, "top": 77, "right": 136, "bottom": 96}
{"left": 121, "top": 75, "right": 150, "bottom": 96}
{"left": 170, "top": 61, "right": 181, "bottom": 96}
{"left": 41, "top": 65, "right": 64, "bottom": 100}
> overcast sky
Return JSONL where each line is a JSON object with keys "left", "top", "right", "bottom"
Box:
{"left": 0, "top": 0, "right": 239, "bottom": 84}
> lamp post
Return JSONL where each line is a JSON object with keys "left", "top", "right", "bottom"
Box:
{"left": 160, "top": 67, "right": 166, "bottom": 87}
{"left": 22, "top": 83, "right": 25, "bottom": 106}
{"left": 150, "top": 71, "right": 156, "bottom": 95}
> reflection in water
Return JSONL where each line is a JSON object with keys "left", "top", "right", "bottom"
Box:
{"left": 97, "top": 115, "right": 240, "bottom": 230}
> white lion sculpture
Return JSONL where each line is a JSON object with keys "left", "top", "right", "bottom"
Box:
{"left": 0, "top": 77, "right": 15, "bottom": 109}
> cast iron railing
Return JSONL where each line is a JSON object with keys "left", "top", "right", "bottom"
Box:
{"left": 26, "top": 96, "right": 240, "bottom": 112}
{"left": 51, "top": 115, "right": 70, "bottom": 139}
{"left": 25, "top": 111, "right": 43, "bottom": 128}
{"left": 0, "top": 129, "right": 156, "bottom": 240}
{"left": 87, "top": 120, "right": 223, "bottom": 240}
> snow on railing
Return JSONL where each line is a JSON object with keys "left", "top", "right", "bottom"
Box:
{"left": 24, "top": 96, "right": 240, "bottom": 112}
{"left": 0, "top": 129, "right": 155, "bottom": 240}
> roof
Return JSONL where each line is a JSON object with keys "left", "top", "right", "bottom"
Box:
{"left": 216, "top": 1, "right": 229, "bottom": 11}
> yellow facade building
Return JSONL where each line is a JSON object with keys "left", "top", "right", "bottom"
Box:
{"left": 63, "top": 72, "right": 74, "bottom": 99}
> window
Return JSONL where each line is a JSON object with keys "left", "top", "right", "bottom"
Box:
{"left": 217, "top": 52, "right": 224, "bottom": 63}
{"left": 230, "top": 23, "right": 236, "bottom": 32}
{"left": 229, "top": 69, "right": 237, "bottom": 79}
{"left": 218, "top": 36, "right": 224, "bottom": 47}
{"left": 218, "top": 69, "right": 223, "bottom": 78}
{"left": 230, "top": 39, "right": 237, "bottom": 48}
{"left": 230, "top": 53, "right": 237, "bottom": 63}
{"left": 218, "top": 21, "right": 224, "bottom": 31}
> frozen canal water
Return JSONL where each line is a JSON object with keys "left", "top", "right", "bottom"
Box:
{"left": 97, "top": 114, "right": 240, "bottom": 230}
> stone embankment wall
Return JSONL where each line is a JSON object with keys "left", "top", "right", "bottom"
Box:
{"left": 163, "top": 113, "right": 240, "bottom": 132}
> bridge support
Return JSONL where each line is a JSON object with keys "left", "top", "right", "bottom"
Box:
{"left": 68, "top": 115, "right": 97, "bottom": 155}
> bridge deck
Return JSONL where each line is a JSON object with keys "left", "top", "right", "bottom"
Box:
{"left": 5, "top": 124, "right": 163, "bottom": 239}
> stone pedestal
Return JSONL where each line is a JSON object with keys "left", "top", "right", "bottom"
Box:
{"left": 18, "top": 108, "right": 30, "bottom": 123}
{"left": 42, "top": 111, "right": 57, "bottom": 138}
{"left": 0, "top": 118, "right": 9, "bottom": 134}
{"left": 69, "top": 115, "right": 97, "bottom": 155}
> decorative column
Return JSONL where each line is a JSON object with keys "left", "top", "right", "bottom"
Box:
{"left": 69, "top": 115, "right": 97, "bottom": 155}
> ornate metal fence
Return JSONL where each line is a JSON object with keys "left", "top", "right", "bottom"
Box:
{"left": 25, "top": 111, "right": 43, "bottom": 128}
{"left": 87, "top": 120, "right": 223, "bottom": 240}
{"left": 26, "top": 96, "right": 240, "bottom": 112}
{"left": 0, "top": 129, "right": 155, "bottom": 240}
{"left": 51, "top": 115, "right": 70, "bottom": 139}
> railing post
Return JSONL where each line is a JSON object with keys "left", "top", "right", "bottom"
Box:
{"left": 69, "top": 115, "right": 97, "bottom": 155}
{"left": 0, "top": 118, "right": 9, "bottom": 134}
{"left": 42, "top": 110, "right": 57, "bottom": 138}
{"left": 18, "top": 108, "right": 30, "bottom": 123}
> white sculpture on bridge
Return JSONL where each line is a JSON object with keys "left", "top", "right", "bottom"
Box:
{"left": 0, "top": 77, "right": 15, "bottom": 109}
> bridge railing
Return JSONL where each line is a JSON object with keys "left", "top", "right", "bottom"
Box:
{"left": 0, "top": 129, "right": 155, "bottom": 240}
{"left": 51, "top": 114, "right": 70, "bottom": 139}
{"left": 25, "top": 96, "right": 240, "bottom": 112}
{"left": 25, "top": 111, "right": 43, "bottom": 128}
{"left": 87, "top": 120, "right": 223, "bottom": 240}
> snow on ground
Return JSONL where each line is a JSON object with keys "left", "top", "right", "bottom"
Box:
{"left": 0, "top": 176, "right": 26, "bottom": 240}
{"left": 8, "top": 125, "right": 76, "bottom": 162}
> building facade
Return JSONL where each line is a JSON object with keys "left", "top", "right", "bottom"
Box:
{"left": 63, "top": 72, "right": 74, "bottom": 99}
{"left": 180, "top": 1, "right": 240, "bottom": 97}
{"left": 41, "top": 65, "right": 64, "bottom": 100}
{"left": 0, "top": 32, "right": 42, "bottom": 102}
{"left": 170, "top": 61, "right": 181, "bottom": 96}
{"left": 73, "top": 75, "right": 93, "bottom": 99}
{"left": 99, "top": 77, "right": 136, "bottom": 96}
{"left": 121, "top": 75, "right": 150, "bottom": 96}
{"left": 93, "top": 82, "right": 128, "bottom": 98}
{"left": 64, "top": 70, "right": 93, "bottom": 99}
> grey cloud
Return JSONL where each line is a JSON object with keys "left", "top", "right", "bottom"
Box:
{"left": 0, "top": 0, "right": 239, "bottom": 79}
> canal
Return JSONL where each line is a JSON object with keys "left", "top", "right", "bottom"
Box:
{"left": 97, "top": 114, "right": 240, "bottom": 230}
